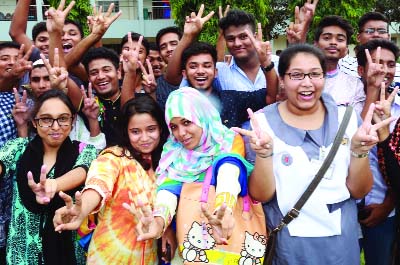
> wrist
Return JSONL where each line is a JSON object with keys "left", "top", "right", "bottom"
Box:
{"left": 257, "top": 152, "right": 273, "bottom": 159}
{"left": 261, "top": 61, "right": 274, "bottom": 73}
{"left": 350, "top": 149, "right": 369, "bottom": 158}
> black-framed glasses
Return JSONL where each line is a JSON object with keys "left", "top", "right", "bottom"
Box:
{"left": 362, "top": 28, "right": 388, "bottom": 35}
{"left": 285, "top": 72, "right": 324, "bottom": 80}
{"left": 34, "top": 116, "right": 73, "bottom": 128}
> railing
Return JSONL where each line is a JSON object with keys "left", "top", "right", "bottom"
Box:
{"left": 0, "top": 2, "right": 171, "bottom": 21}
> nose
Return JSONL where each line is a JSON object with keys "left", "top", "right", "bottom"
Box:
{"left": 233, "top": 37, "right": 241, "bottom": 47}
{"left": 178, "top": 126, "right": 186, "bottom": 138}
{"left": 97, "top": 70, "right": 106, "bottom": 79}
{"left": 39, "top": 78, "right": 47, "bottom": 89}
{"left": 51, "top": 119, "right": 61, "bottom": 129}
{"left": 141, "top": 131, "right": 150, "bottom": 141}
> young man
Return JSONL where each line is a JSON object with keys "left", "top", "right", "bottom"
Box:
{"left": 356, "top": 39, "right": 400, "bottom": 265}
{"left": 147, "top": 43, "right": 166, "bottom": 79}
{"left": 339, "top": 12, "right": 400, "bottom": 82}
{"left": 82, "top": 47, "right": 122, "bottom": 145}
{"left": 314, "top": 15, "right": 365, "bottom": 114}
{"left": 181, "top": 42, "right": 265, "bottom": 128}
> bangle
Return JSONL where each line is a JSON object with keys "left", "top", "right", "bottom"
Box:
{"left": 257, "top": 152, "right": 273, "bottom": 159}
{"left": 350, "top": 150, "right": 369, "bottom": 158}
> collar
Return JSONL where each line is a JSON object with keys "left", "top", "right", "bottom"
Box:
{"left": 325, "top": 67, "right": 340, "bottom": 78}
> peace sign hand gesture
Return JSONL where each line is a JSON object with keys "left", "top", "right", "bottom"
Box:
{"left": 139, "top": 59, "right": 157, "bottom": 94}
{"left": 121, "top": 32, "right": 144, "bottom": 75}
{"left": 40, "top": 49, "right": 68, "bottom": 92}
{"left": 54, "top": 191, "right": 85, "bottom": 232}
{"left": 45, "top": 0, "right": 75, "bottom": 33}
{"left": 89, "top": 3, "right": 122, "bottom": 37}
{"left": 233, "top": 108, "right": 273, "bottom": 159}
{"left": 81, "top": 83, "right": 99, "bottom": 121}
{"left": 245, "top": 24, "right": 272, "bottom": 68}
{"left": 12, "top": 88, "right": 29, "bottom": 128}
{"left": 183, "top": 4, "right": 215, "bottom": 37}
{"left": 351, "top": 103, "right": 396, "bottom": 155}
{"left": 201, "top": 203, "right": 232, "bottom": 245}
{"left": 365, "top": 47, "right": 386, "bottom": 91}
{"left": 27, "top": 165, "right": 57, "bottom": 205}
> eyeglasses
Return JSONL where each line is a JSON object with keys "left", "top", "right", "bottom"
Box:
{"left": 285, "top": 72, "right": 324, "bottom": 80}
{"left": 362, "top": 28, "right": 388, "bottom": 35}
{"left": 34, "top": 116, "right": 73, "bottom": 128}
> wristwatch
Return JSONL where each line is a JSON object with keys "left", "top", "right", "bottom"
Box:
{"left": 261, "top": 61, "right": 275, "bottom": 73}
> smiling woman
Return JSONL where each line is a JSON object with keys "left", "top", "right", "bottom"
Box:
{"left": 1, "top": 89, "right": 97, "bottom": 265}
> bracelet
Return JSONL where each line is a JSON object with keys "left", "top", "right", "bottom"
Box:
{"left": 350, "top": 150, "right": 369, "bottom": 158}
{"left": 261, "top": 62, "right": 275, "bottom": 73}
{"left": 257, "top": 152, "right": 273, "bottom": 159}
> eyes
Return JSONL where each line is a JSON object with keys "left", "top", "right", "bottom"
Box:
{"left": 170, "top": 120, "right": 192, "bottom": 131}
{"left": 130, "top": 125, "right": 159, "bottom": 135}
{"left": 225, "top": 33, "right": 249, "bottom": 42}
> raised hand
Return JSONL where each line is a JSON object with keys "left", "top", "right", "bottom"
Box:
{"left": 89, "top": 3, "right": 122, "bottom": 37}
{"left": 54, "top": 191, "right": 85, "bottom": 232}
{"left": 40, "top": 48, "right": 68, "bottom": 92}
{"left": 233, "top": 108, "right": 273, "bottom": 159}
{"left": 12, "top": 88, "right": 29, "bottom": 127}
{"left": 218, "top": 5, "right": 230, "bottom": 20}
{"left": 351, "top": 103, "right": 396, "bottom": 154}
{"left": 122, "top": 192, "right": 164, "bottom": 241}
{"left": 11, "top": 44, "right": 33, "bottom": 79}
{"left": 81, "top": 83, "right": 99, "bottom": 120}
{"left": 245, "top": 23, "right": 272, "bottom": 67}
{"left": 373, "top": 82, "right": 398, "bottom": 140}
{"left": 183, "top": 4, "right": 215, "bottom": 37}
{"left": 299, "top": 0, "right": 318, "bottom": 25}
{"left": 121, "top": 32, "right": 144, "bottom": 74}
{"left": 45, "top": 0, "right": 76, "bottom": 33}
{"left": 27, "top": 165, "right": 57, "bottom": 205}
{"left": 365, "top": 47, "right": 386, "bottom": 90}
{"left": 201, "top": 203, "right": 232, "bottom": 245}
{"left": 139, "top": 59, "right": 157, "bottom": 94}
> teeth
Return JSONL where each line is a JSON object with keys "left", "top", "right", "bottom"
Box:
{"left": 98, "top": 82, "right": 108, "bottom": 85}
{"left": 300, "top": 91, "right": 312, "bottom": 96}
{"left": 63, "top": 43, "right": 73, "bottom": 49}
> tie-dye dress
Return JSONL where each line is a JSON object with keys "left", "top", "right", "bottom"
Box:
{"left": 83, "top": 146, "right": 158, "bottom": 264}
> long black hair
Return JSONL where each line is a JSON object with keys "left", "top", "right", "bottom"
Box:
{"left": 115, "top": 95, "right": 168, "bottom": 170}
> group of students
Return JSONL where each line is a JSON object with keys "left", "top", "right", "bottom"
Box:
{"left": 0, "top": 0, "right": 400, "bottom": 264}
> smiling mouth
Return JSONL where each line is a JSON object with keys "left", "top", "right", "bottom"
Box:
{"left": 62, "top": 43, "right": 73, "bottom": 53}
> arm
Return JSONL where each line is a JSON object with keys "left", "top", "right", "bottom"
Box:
{"left": 216, "top": 6, "right": 230, "bottom": 62}
{"left": 9, "top": 0, "right": 33, "bottom": 53}
{"left": 164, "top": 4, "right": 215, "bottom": 85}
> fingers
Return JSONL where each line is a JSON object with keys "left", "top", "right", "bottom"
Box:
{"left": 362, "top": 103, "right": 375, "bottom": 129}
{"left": 197, "top": 4, "right": 204, "bottom": 18}
{"left": 247, "top": 108, "right": 261, "bottom": 138}
{"left": 257, "top": 23, "right": 263, "bottom": 41}
{"left": 59, "top": 190, "right": 74, "bottom": 209}
{"left": 373, "top": 115, "right": 397, "bottom": 131}
{"left": 27, "top": 171, "right": 37, "bottom": 190}
{"left": 231, "top": 127, "right": 253, "bottom": 137}
{"left": 146, "top": 58, "right": 154, "bottom": 77}
{"left": 224, "top": 5, "right": 230, "bottom": 17}
{"left": 244, "top": 29, "right": 258, "bottom": 49}
{"left": 375, "top": 46, "right": 381, "bottom": 66}
{"left": 105, "top": 3, "right": 114, "bottom": 17}
{"left": 294, "top": 6, "right": 300, "bottom": 24}
{"left": 13, "top": 87, "right": 20, "bottom": 103}
{"left": 218, "top": 6, "right": 223, "bottom": 18}
{"left": 41, "top": 53, "right": 53, "bottom": 71}
{"left": 379, "top": 82, "right": 386, "bottom": 102}
{"left": 387, "top": 86, "right": 399, "bottom": 104}
{"left": 63, "top": 0, "right": 76, "bottom": 16}
{"left": 365, "top": 49, "right": 372, "bottom": 66}
{"left": 80, "top": 85, "right": 88, "bottom": 100}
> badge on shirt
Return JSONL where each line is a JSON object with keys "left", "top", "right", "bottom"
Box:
{"left": 281, "top": 152, "right": 293, "bottom": 166}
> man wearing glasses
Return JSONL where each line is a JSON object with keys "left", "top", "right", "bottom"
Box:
{"left": 339, "top": 12, "right": 400, "bottom": 83}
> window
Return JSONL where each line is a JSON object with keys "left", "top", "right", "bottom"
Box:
{"left": 96, "top": 1, "right": 119, "bottom": 12}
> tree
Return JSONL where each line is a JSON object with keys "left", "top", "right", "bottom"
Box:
{"left": 47, "top": 0, "right": 92, "bottom": 36}
{"left": 289, "top": 0, "right": 377, "bottom": 43}
{"left": 375, "top": 0, "right": 400, "bottom": 25}
{"left": 170, "top": 0, "right": 274, "bottom": 44}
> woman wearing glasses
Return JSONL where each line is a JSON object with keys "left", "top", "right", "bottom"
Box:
{"left": 236, "top": 44, "right": 393, "bottom": 264}
{"left": 1, "top": 89, "right": 97, "bottom": 265}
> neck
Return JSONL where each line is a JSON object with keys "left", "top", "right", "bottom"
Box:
{"left": 280, "top": 99, "right": 326, "bottom": 130}
{"left": 325, "top": 59, "right": 339, "bottom": 72}
{"left": 0, "top": 77, "right": 19, "bottom": 92}
{"left": 235, "top": 55, "right": 260, "bottom": 71}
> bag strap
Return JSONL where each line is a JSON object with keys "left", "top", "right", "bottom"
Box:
{"left": 272, "top": 106, "right": 353, "bottom": 233}
{"left": 200, "top": 167, "right": 213, "bottom": 203}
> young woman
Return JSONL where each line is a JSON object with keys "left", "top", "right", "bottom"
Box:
{"left": 235, "top": 44, "right": 394, "bottom": 265}
{"left": 53, "top": 95, "right": 170, "bottom": 264}
{"left": 132, "top": 87, "right": 258, "bottom": 263}
{"left": 2, "top": 89, "right": 97, "bottom": 264}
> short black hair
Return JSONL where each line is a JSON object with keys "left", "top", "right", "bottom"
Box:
{"left": 356, "top": 39, "right": 400, "bottom": 67}
{"left": 155, "top": 26, "right": 182, "bottom": 48}
{"left": 32, "top": 22, "right": 47, "bottom": 42}
{"left": 32, "top": 89, "right": 76, "bottom": 119}
{"left": 65, "top": 19, "right": 84, "bottom": 38}
{"left": 149, "top": 42, "right": 159, "bottom": 52}
{"left": 181, "top": 42, "right": 217, "bottom": 70}
{"left": 358, "top": 12, "right": 389, "bottom": 31}
{"left": 314, "top": 15, "right": 354, "bottom": 45}
{"left": 82, "top": 47, "right": 120, "bottom": 73}
{"left": 0, "top": 42, "right": 20, "bottom": 52}
{"left": 278, "top": 44, "right": 326, "bottom": 77}
{"left": 218, "top": 9, "right": 256, "bottom": 34}
{"left": 120, "top": 32, "right": 150, "bottom": 56}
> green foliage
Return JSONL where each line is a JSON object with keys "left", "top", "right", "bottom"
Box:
{"left": 170, "top": 0, "right": 274, "bottom": 44}
{"left": 48, "top": 0, "right": 92, "bottom": 36}
{"left": 289, "top": 0, "right": 377, "bottom": 43}
{"left": 375, "top": 0, "right": 400, "bottom": 23}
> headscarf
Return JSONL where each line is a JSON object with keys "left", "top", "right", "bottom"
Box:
{"left": 156, "top": 87, "right": 235, "bottom": 184}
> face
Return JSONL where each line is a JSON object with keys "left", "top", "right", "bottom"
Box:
{"left": 169, "top": 117, "right": 203, "bottom": 150}
{"left": 128, "top": 113, "right": 161, "bottom": 155}
{"left": 315, "top": 25, "right": 348, "bottom": 61}
{"left": 280, "top": 52, "right": 325, "bottom": 113}
{"left": 88, "top": 58, "right": 120, "bottom": 99}
{"left": 62, "top": 23, "right": 82, "bottom": 54}
{"left": 147, "top": 50, "right": 165, "bottom": 78}
{"left": 158, "top": 32, "right": 180, "bottom": 63}
{"left": 361, "top": 48, "right": 396, "bottom": 88}
{"left": 30, "top": 66, "right": 51, "bottom": 97}
{"left": 357, "top": 20, "right": 390, "bottom": 44}
{"left": 0, "top": 47, "right": 19, "bottom": 78}
{"left": 224, "top": 24, "right": 257, "bottom": 61}
{"left": 33, "top": 98, "right": 73, "bottom": 150}
{"left": 182, "top": 53, "right": 216, "bottom": 92}
{"left": 34, "top": 31, "right": 50, "bottom": 55}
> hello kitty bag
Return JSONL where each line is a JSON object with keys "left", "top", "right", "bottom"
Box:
{"left": 176, "top": 167, "right": 267, "bottom": 265}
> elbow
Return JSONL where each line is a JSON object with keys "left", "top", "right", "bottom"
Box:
{"left": 347, "top": 173, "right": 373, "bottom": 199}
